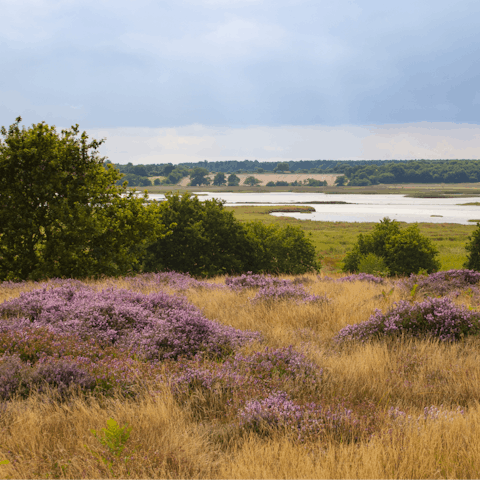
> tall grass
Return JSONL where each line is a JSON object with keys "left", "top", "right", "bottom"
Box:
{"left": 1, "top": 272, "right": 480, "bottom": 478}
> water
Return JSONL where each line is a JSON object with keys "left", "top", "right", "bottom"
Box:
{"left": 146, "top": 192, "right": 480, "bottom": 225}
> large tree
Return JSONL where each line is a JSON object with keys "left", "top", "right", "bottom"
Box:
{"left": 0, "top": 118, "right": 166, "bottom": 281}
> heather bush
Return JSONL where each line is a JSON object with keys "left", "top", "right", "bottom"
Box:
{"left": 238, "top": 391, "right": 376, "bottom": 443}
{"left": 336, "top": 296, "right": 480, "bottom": 343}
{"left": 127, "top": 271, "right": 224, "bottom": 291}
{"left": 168, "top": 346, "right": 323, "bottom": 423}
{"left": 0, "top": 354, "right": 97, "bottom": 399}
{"left": 400, "top": 269, "right": 480, "bottom": 297}
{"left": 336, "top": 273, "right": 386, "bottom": 284}
{"left": 251, "top": 284, "right": 327, "bottom": 305}
{"left": 30, "top": 356, "right": 96, "bottom": 395}
{"left": 225, "top": 272, "right": 293, "bottom": 290}
{"left": 0, "top": 355, "right": 31, "bottom": 400}
{"left": 0, "top": 285, "right": 259, "bottom": 361}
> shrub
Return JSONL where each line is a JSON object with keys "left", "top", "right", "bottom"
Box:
{"left": 400, "top": 269, "right": 480, "bottom": 297}
{"left": 464, "top": 222, "right": 480, "bottom": 271}
{"left": 0, "top": 355, "right": 31, "bottom": 400}
{"left": 0, "top": 285, "right": 260, "bottom": 361}
{"left": 336, "top": 273, "right": 385, "bottom": 284}
{"left": 251, "top": 284, "right": 326, "bottom": 305}
{"left": 357, "top": 253, "right": 389, "bottom": 276}
{"left": 225, "top": 272, "right": 293, "bottom": 290}
{"left": 144, "top": 192, "right": 255, "bottom": 277}
{"left": 245, "top": 222, "right": 320, "bottom": 274}
{"left": 335, "top": 296, "right": 480, "bottom": 343}
{"left": 143, "top": 193, "right": 320, "bottom": 276}
{"left": 343, "top": 217, "right": 439, "bottom": 276}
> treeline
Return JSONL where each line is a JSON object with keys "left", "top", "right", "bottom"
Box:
{"left": 345, "top": 160, "right": 480, "bottom": 185}
{"left": 111, "top": 159, "right": 480, "bottom": 186}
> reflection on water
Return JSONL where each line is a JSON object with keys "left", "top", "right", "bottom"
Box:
{"left": 146, "top": 192, "right": 480, "bottom": 225}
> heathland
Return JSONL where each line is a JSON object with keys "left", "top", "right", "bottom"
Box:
{"left": 1, "top": 270, "right": 480, "bottom": 478}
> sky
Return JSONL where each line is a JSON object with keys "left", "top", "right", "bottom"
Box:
{"left": 2, "top": 0, "right": 480, "bottom": 163}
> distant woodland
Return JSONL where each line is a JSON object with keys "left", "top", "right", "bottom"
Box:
{"left": 109, "top": 159, "right": 480, "bottom": 187}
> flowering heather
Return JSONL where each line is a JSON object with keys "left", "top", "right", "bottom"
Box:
{"left": 0, "top": 355, "right": 30, "bottom": 399}
{"left": 388, "top": 405, "right": 465, "bottom": 425}
{"left": 230, "top": 346, "right": 320, "bottom": 385}
{"left": 0, "top": 285, "right": 260, "bottom": 360}
{"left": 335, "top": 296, "right": 480, "bottom": 343}
{"left": 225, "top": 272, "right": 294, "bottom": 290}
{"left": 168, "top": 346, "right": 323, "bottom": 417}
{"left": 0, "top": 352, "right": 159, "bottom": 399}
{"left": 400, "top": 269, "right": 480, "bottom": 297}
{"left": 123, "top": 271, "right": 225, "bottom": 292}
{"left": 336, "top": 273, "right": 385, "bottom": 284}
{"left": 251, "top": 284, "right": 327, "bottom": 305}
{"left": 238, "top": 391, "right": 372, "bottom": 443}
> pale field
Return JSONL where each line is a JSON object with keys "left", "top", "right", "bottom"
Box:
{"left": 2, "top": 274, "right": 480, "bottom": 479}
{"left": 176, "top": 173, "right": 339, "bottom": 186}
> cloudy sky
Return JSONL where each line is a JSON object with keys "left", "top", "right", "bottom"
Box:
{"left": 2, "top": 0, "right": 480, "bottom": 163}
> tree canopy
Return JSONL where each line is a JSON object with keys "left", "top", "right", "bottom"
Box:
{"left": 0, "top": 118, "right": 166, "bottom": 281}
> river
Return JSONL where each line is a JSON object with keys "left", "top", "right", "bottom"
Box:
{"left": 146, "top": 192, "right": 480, "bottom": 225}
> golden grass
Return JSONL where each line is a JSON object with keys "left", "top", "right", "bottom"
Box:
{"left": 2, "top": 273, "right": 480, "bottom": 478}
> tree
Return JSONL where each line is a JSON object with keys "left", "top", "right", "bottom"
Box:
{"left": 274, "top": 162, "right": 289, "bottom": 173}
{"left": 385, "top": 225, "right": 440, "bottom": 276}
{"left": 0, "top": 117, "right": 166, "bottom": 281}
{"left": 244, "top": 176, "right": 261, "bottom": 186}
{"left": 144, "top": 192, "right": 254, "bottom": 277}
{"left": 245, "top": 222, "right": 320, "bottom": 274}
{"left": 227, "top": 174, "right": 240, "bottom": 186}
{"left": 334, "top": 175, "right": 347, "bottom": 186}
{"left": 189, "top": 167, "right": 211, "bottom": 186}
{"left": 213, "top": 172, "right": 227, "bottom": 186}
{"left": 464, "top": 223, "right": 480, "bottom": 271}
{"left": 342, "top": 217, "right": 439, "bottom": 276}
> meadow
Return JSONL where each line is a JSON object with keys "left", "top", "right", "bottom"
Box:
{"left": 1, "top": 270, "right": 480, "bottom": 478}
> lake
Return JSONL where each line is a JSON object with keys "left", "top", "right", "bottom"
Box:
{"left": 146, "top": 192, "right": 480, "bottom": 225}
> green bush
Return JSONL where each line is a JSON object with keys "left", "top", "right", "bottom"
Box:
{"left": 343, "top": 217, "right": 439, "bottom": 276}
{"left": 144, "top": 192, "right": 254, "bottom": 277}
{"left": 245, "top": 222, "right": 320, "bottom": 275}
{"left": 464, "top": 222, "right": 480, "bottom": 271}
{"left": 144, "top": 193, "right": 321, "bottom": 277}
{"left": 357, "top": 253, "right": 389, "bottom": 276}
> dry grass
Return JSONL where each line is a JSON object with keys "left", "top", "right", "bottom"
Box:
{"left": 2, "top": 273, "right": 480, "bottom": 478}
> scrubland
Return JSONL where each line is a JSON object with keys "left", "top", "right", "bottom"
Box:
{"left": 1, "top": 270, "right": 480, "bottom": 478}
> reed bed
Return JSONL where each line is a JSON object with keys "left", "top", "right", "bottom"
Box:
{"left": 1, "top": 271, "right": 480, "bottom": 478}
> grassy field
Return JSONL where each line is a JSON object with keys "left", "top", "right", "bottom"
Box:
{"left": 2, "top": 272, "right": 480, "bottom": 478}
{"left": 226, "top": 205, "right": 475, "bottom": 271}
